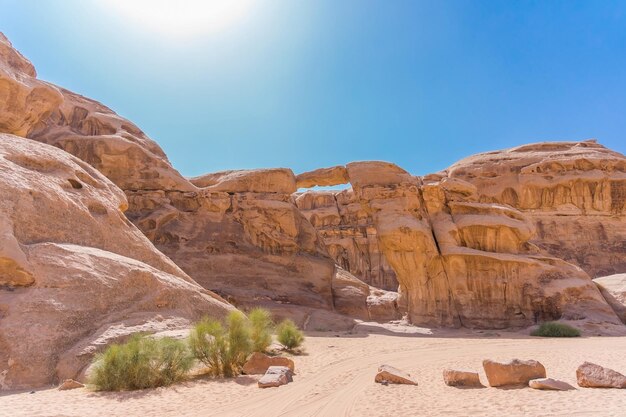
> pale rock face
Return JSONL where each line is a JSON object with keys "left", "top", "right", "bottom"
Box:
{"left": 299, "top": 158, "right": 623, "bottom": 330}
{"left": 593, "top": 274, "right": 626, "bottom": 324}
{"left": 0, "top": 33, "right": 192, "bottom": 192}
{"left": 0, "top": 32, "right": 391, "bottom": 327}
{"left": 447, "top": 140, "right": 626, "bottom": 278}
{"left": 0, "top": 135, "right": 233, "bottom": 390}
{"left": 482, "top": 359, "right": 546, "bottom": 387}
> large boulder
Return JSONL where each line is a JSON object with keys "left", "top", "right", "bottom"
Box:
{"left": 576, "top": 362, "right": 626, "bottom": 388}
{"left": 0, "top": 135, "right": 233, "bottom": 390}
{"left": 482, "top": 359, "right": 546, "bottom": 387}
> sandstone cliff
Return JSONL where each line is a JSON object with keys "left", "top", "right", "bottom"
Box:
{"left": 447, "top": 140, "right": 626, "bottom": 278}
{"left": 0, "top": 135, "right": 234, "bottom": 390}
{"left": 1, "top": 32, "right": 624, "bottom": 338}
{"left": 296, "top": 161, "right": 623, "bottom": 330}
{"left": 0, "top": 32, "right": 396, "bottom": 328}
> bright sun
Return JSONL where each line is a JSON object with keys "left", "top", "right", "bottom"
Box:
{"left": 105, "top": 0, "right": 254, "bottom": 37}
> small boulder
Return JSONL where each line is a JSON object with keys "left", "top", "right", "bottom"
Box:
{"left": 482, "top": 359, "right": 546, "bottom": 387}
{"left": 242, "top": 352, "right": 295, "bottom": 375}
{"left": 443, "top": 369, "right": 484, "bottom": 388}
{"left": 258, "top": 366, "right": 294, "bottom": 388}
{"left": 58, "top": 379, "right": 84, "bottom": 391}
{"left": 576, "top": 362, "right": 626, "bottom": 388}
{"left": 529, "top": 378, "right": 575, "bottom": 391}
{"left": 375, "top": 365, "right": 418, "bottom": 385}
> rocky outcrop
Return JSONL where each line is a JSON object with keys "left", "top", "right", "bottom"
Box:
{"left": 0, "top": 135, "right": 233, "bottom": 390}
{"left": 447, "top": 140, "right": 626, "bottom": 278}
{"left": 0, "top": 34, "right": 191, "bottom": 192}
{"left": 295, "top": 190, "right": 399, "bottom": 291}
{"left": 0, "top": 32, "right": 394, "bottom": 327}
{"left": 297, "top": 158, "right": 624, "bottom": 330}
{"left": 1, "top": 32, "right": 624, "bottom": 338}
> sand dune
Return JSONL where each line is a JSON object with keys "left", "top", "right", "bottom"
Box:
{"left": 2, "top": 326, "right": 626, "bottom": 417}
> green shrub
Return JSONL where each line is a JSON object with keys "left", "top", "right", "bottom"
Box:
{"left": 248, "top": 308, "right": 273, "bottom": 352}
{"left": 276, "top": 319, "right": 304, "bottom": 350}
{"left": 91, "top": 334, "right": 193, "bottom": 391}
{"left": 531, "top": 322, "right": 581, "bottom": 337}
{"left": 188, "top": 317, "right": 227, "bottom": 377}
{"left": 225, "top": 311, "right": 253, "bottom": 376}
{"left": 189, "top": 311, "right": 253, "bottom": 377}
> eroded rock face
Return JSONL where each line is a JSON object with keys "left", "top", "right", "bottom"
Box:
{"left": 0, "top": 135, "right": 233, "bottom": 390}
{"left": 593, "top": 274, "right": 626, "bottom": 324}
{"left": 297, "top": 159, "right": 623, "bottom": 330}
{"left": 0, "top": 32, "right": 389, "bottom": 327}
{"left": 447, "top": 140, "right": 626, "bottom": 278}
{"left": 0, "top": 33, "right": 192, "bottom": 192}
{"left": 1, "top": 33, "right": 623, "bottom": 335}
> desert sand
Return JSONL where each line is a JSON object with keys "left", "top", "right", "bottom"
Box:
{"left": 2, "top": 323, "right": 626, "bottom": 417}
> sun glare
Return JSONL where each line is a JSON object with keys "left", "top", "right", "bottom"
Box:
{"left": 104, "top": 0, "right": 254, "bottom": 37}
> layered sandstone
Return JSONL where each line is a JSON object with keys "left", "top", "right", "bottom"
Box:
{"left": 297, "top": 160, "right": 623, "bottom": 329}
{"left": 1, "top": 32, "right": 624, "bottom": 336}
{"left": 447, "top": 140, "right": 626, "bottom": 278}
{"left": 0, "top": 33, "right": 191, "bottom": 192}
{"left": 0, "top": 135, "right": 233, "bottom": 390}
{"left": 0, "top": 33, "right": 395, "bottom": 327}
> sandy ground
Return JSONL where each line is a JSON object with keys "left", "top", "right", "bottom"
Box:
{"left": 2, "top": 323, "right": 626, "bottom": 417}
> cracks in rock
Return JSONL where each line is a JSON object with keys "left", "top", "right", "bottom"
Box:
{"left": 419, "top": 187, "right": 465, "bottom": 328}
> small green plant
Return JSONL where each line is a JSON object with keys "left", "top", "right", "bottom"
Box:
{"left": 90, "top": 334, "right": 193, "bottom": 391}
{"left": 248, "top": 308, "right": 273, "bottom": 352}
{"left": 225, "top": 311, "right": 253, "bottom": 376}
{"left": 531, "top": 322, "right": 581, "bottom": 337}
{"left": 189, "top": 311, "right": 253, "bottom": 377}
{"left": 276, "top": 319, "right": 304, "bottom": 350}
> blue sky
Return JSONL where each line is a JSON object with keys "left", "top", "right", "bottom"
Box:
{"left": 1, "top": 0, "right": 625, "bottom": 176}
